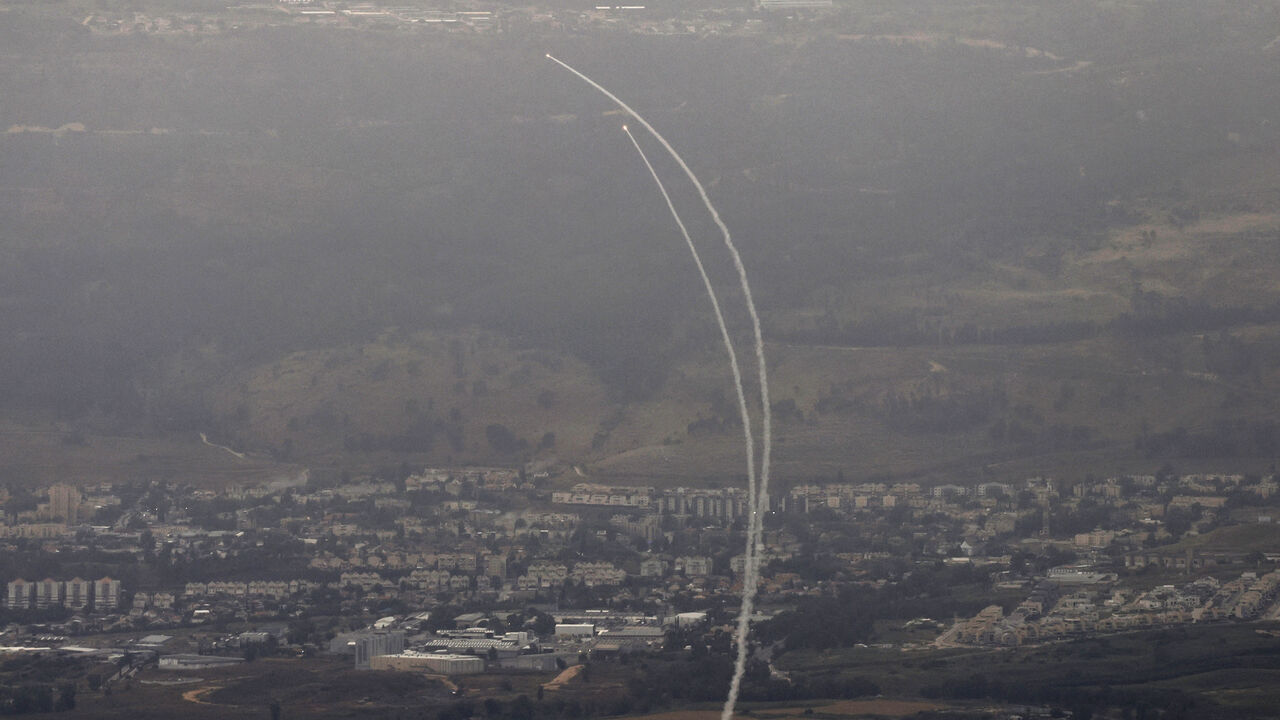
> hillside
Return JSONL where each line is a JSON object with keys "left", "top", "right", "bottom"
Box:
{"left": 188, "top": 169, "right": 1280, "bottom": 486}
{"left": 2, "top": 1, "right": 1280, "bottom": 487}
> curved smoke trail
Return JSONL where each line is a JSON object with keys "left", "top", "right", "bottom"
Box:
{"left": 621, "top": 123, "right": 760, "bottom": 614}
{"left": 546, "top": 54, "right": 772, "bottom": 720}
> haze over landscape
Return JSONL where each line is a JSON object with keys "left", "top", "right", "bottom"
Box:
{"left": 5, "top": 1, "right": 1280, "bottom": 718}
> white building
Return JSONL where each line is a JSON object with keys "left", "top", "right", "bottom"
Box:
{"left": 371, "top": 651, "right": 484, "bottom": 674}
{"left": 35, "top": 578, "right": 63, "bottom": 609}
{"left": 554, "top": 623, "right": 595, "bottom": 638}
{"left": 94, "top": 577, "right": 121, "bottom": 611}
{"left": 159, "top": 655, "right": 245, "bottom": 670}
{"left": 65, "top": 578, "right": 92, "bottom": 610}
{"left": 678, "top": 556, "right": 713, "bottom": 576}
{"left": 6, "top": 579, "right": 33, "bottom": 609}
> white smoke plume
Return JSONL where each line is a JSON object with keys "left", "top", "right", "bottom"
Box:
{"left": 547, "top": 54, "right": 773, "bottom": 720}
{"left": 621, "top": 122, "right": 761, "bottom": 613}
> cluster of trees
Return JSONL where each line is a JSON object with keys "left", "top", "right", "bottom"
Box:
{"left": 343, "top": 409, "right": 467, "bottom": 455}
{"left": 777, "top": 316, "right": 1103, "bottom": 349}
{"left": 877, "top": 388, "right": 1005, "bottom": 434}
{"left": 0, "top": 684, "right": 76, "bottom": 715}
{"left": 778, "top": 297, "right": 1280, "bottom": 353}
{"left": 1137, "top": 420, "right": 1280, "bottom": 459}
{"left": 988, "top": 418, "right": 1094, "bottom": 452}
{"left": 918, "top": 672, "right": 1204, "bottom": 720}
{"left": 1048, "top": 498, "right": 1129, "bottom": 539}
{"left": 755, "top": 563, "right": 995, "bottom": 653}
{"left": 436, "top": 693, "right": 637, "bottom": 720}
{"left": 812, "top": 383, "right": 1090, "bottom": 444}
{"left": 1116, "top": 295, "right": 1280, "bottom": 341}
{"left": 0, "top": 656, "right": 80, "bottom": 715}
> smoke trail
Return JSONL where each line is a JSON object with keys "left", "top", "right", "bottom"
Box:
{"left": 546, "top": 54, "right": 773, "bottom": 720}
{"left": 621, "top": 123, "right": 760, "bottom": 612}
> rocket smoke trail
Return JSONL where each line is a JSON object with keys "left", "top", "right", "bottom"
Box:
{"left": 621, "top": 122, "right": 759, "bottom": 616}
{"left": 546, "top": 54, "right": 772, "bottom": 720}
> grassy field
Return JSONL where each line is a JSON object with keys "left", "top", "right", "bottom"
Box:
{"left": 774, "top": 621, "right": 1280, "bottom": 716}
{"left": 0, "top": 421, "right": 300, "bottom": 489}
{"left": 752, "top": 699, "right": 945, "bottom": 717}
{"left": 610, "top": 699, "right": 946, "bottom": 720}
{"left": 63, "top": 656, "right": 461, "bottom": 719}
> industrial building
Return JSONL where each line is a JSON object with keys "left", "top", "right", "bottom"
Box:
{"left": 329, "top": 629, "right": 407, "bottom": 669}
{"left": 370, "top": 651, "right": 485, "bottom": 675}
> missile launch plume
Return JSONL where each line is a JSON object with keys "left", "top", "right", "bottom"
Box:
{"left": 621, "top": 123, "right": 760, "bottom": 599}
{"left": 546, "top": 54, "right": 772, "bottom": 720}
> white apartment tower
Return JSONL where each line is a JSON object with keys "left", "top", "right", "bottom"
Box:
{"left": 94, "top": 577, "right": 121, "bottom": 611}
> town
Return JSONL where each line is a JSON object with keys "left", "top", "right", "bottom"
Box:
{"left": 6, "top": 0, "right": 1280, "bottom": 715}
{"left": 3, "top": 464, "right": 1279, "bottom": 706}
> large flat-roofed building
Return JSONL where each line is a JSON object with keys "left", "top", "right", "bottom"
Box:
{"left": 159, "top": 654, "right": 245, "bottom": 670}
{"left": 554, "top": 623, "right": 595, "bottom": 638}
{"left": 417, "top": 637, "right": 523, "bottom": 658}
{"left": 370, "top": 651, "right": 485, "bottom": 675}
{"left": 329, "top": 629, "right": 406, "bottom": 669}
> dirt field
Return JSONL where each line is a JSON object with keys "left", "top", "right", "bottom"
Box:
{"left": 180, "top": 684, "right": 223, "bottom": 705}
{"left": 0, "top": 422, "right": 300, "bottom": 489}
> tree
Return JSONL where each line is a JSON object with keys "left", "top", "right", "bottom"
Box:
{"left": 529, "top": 611, "right": 555, "bottom": 637}
{"left": 509, "top": 695, "right": 534, "bottom": 720}
{"left": 485, "top": 424, "right": 523, "bottom": 455}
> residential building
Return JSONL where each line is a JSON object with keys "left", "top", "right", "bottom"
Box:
{"left": 65, "top": 577, "right": 92, "bottom": 610}
{"left": 45, "top": 484, "right": 83, "bottom": 524}
{"left": 94, "top": 577, "right": 121, "bottom": 611}
{"left": 35, "top": 578, "right": 63, "bottom": 609}
{"left": 6, "top": 579, "right": 33, "bottom": 609}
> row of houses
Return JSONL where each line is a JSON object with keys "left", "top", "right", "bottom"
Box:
{"left": 6, "top": 577, "right": 121, "bottom": 611}
{"left": 552, "top": 484, "right": 767, "bottom": 520}
{"left": 308, "top": 549, "right": 506, "bottom": 574}
{"left": 656, "top": 488, "right": 752, "bottom": 519}
{"left": 1123, "top": 548, "right": 1250, "bottom": 571}
{"left": 1234, "top": 571, "right": 1280, "bottom": 619}
{"left": 954, "top": 603, "right": 1203, "bottom": 647}
{"left": 552, "top": 483, "right": 653, "bottom": 508}
{"left": 182, "top": 579, "right": 318, "bottom": 600}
